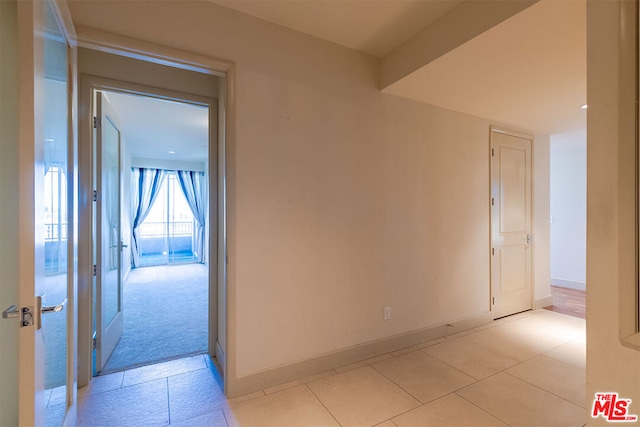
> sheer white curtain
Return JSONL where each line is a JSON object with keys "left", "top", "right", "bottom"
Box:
{"left": 177, "top": 170, "right": 206, "bottom": 263}
{"left": 131, "top": 168, "right": 167, "bottom": 267}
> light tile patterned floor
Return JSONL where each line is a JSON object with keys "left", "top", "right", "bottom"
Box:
{"left": 77, "top": 309, "right": 586, "bottom": 426}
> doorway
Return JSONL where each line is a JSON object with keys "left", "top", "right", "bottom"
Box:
{"left": 92, "top": 89, "right": 214, "bottom": 375}
{"left": 76, "top": 44, "right": 228, "bottom": 394}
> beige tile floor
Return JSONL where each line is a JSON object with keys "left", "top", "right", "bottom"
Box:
{"left": 77, "top": 309, "right": 587, "bottom": 427}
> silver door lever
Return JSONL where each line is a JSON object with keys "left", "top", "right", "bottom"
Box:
{"left": 2, "top": 305, "right": 19, "bottom": 319}
{"left": 37, "top": 296, "right": 67, "bottom": 329}
{"left": 41, "top": 298, "right": 67, "bottom": 314}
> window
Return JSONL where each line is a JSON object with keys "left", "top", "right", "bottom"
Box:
{"left": 137, "top": 172, "right": 197, "bottom": 266}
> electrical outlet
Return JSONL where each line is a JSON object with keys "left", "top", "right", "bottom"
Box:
{"left": 383, "top": 306, "right": 391, "bottom": 320}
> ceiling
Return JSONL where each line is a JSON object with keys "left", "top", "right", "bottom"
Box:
{"left": 104, "top": 91, "right": 209, "bottom": 163}
{"left": 210, "top": 0, "right": 586, "bottom": 136}
{"left": 212, "top": 0, "right": 462, "bottom": 58}
{"left": 100, "top": 0, "right": 586, "bottom": 144}
{"left": 383, "top": 0, "right": 586, "bottom": 135}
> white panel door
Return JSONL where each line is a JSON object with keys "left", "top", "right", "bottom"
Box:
{"left": 491, "top": 129, "right": 533, "bottom": 319}
{"left": 95, "top": 92, "right": 125, "bottom": 372}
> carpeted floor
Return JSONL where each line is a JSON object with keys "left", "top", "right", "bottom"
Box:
{"left": 100, "top": 263, "right": 209, "bottom": 374}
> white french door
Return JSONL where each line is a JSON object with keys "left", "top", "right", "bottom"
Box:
{"left": 94, "top": 92, "right": 125, "bottom": 372}
{"left": 13, "top": 0, "right": 77, "bottom": 425}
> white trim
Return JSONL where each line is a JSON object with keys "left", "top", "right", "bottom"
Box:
{"left": 490, "top": 125, "right": 534, "bottom": 141}
{"left": 229, "top": 312, "right": 492, "bottom": 398}
{"left": 131, "top": 157, "right": 206, "bottom": 172}
{"left": 76, "top": 26, "right": 232, "bottom": 76}
{"left": 622, "top": 332, "right": 640, "bottom": 351}
{"left": 534, "top": 296, "right": 553, "bottom": 310}
{"left": 52, "top": 0, "right": 76, "bottom": 46}
{"left": 550, "top": 278, "right": 586, "bottom": 291}
{"left": 216, "top": 341, "right": 226, "bottom": 375}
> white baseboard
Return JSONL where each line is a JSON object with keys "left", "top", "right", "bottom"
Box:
{"left": 534, "top": 295, "right": 554, "bottom": 309}
{"left": 216, "top": 341, "right": 226, "bottom": 375}
{"left": 551, "top": 278, "right": 586, "bottom": 291}
{"left": 228, "top": 311, "right": 493, "bottom": 398}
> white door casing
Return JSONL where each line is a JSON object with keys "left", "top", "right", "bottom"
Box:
{"left": 78, "top": 74, "right": 219, "bottom": 385}
{"left": 490, "top": 128, "right": 533, "bottom": 319}
{"left": 75, "top": 36, "right": 229, "bottom": 393}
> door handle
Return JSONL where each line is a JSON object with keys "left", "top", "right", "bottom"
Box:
{"left": 37, "top": 296, "right": 66, "bottom": 329}
{"left": 2, "top": 305, "right": 19, "bottom": 319}
{"left": 41, "top": 298, "right": 67, "bottom": 314}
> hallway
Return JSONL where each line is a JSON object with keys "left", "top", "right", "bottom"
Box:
{"left": 76, "top": 309, "right": 586, "bottom": 426}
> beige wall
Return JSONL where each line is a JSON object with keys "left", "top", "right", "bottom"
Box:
{"left": 0, "top": 1, "right": 19, "bottom": 425}
{"left": 68, "top": 0, "right": 550, "bottom": 381}
{"left": 534, "top": 134, "right": 552, "bottom": 307}
{"left": 587, "top": 0, "right": 640, "bottom": 423}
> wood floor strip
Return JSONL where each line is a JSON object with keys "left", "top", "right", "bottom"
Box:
{"left": 544, "top": 285, "right": 586, "bottom": 319}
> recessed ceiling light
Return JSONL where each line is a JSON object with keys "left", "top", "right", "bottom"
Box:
{"left": 168, "top": 150, "right": 176, "bottom": 154}
{"left": 580, "top": 104, "right": 588, "bottom": 109}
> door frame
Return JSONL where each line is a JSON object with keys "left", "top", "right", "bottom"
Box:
{"left": 489, "top": 126, "right": 535, "bottom": 318}
{"left": 80, "top": 76, "right": 219, "bottom": 377}
{"left": 75, "top": 34, "right": 235, "bottom": 393}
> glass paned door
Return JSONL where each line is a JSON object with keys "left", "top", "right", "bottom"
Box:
{"left": 95, "top": 92, "right": 124, "bottom": 372}
{"left": 138, "top": 173, "right": 197, "bottom": 266}
{"left": 42, "top": 1, "right": 70, "bottom": 424}
{"left": 168, "top": 174, "right": 197, "bottom": 263}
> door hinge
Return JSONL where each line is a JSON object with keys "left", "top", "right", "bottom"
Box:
{"left": 93, "top": 190, "right": 98, "bottom": 202}
{"left": 492, "top": 297, "right": 495, "bottom": 305}
{"left": 491, "top": 148, "right": 495, "bottom": 156}
{"left": 492, "top": 248, "right": 495, "bottom": 256}
{"left": 491, "top": 197, "right": 495, "bottom": 206}
{"left": 93, "top": 337, "right": 97, "bottom": 350}
{"left": 93, "top": 265, "right": 97, "bottom": 276}
{"left": 93, "top": 117, "right": 100, "bottom": 129}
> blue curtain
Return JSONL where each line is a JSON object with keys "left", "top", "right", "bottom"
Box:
{"left": 131, "top": 168, "right": 167, "bottom": 267}
{"left": 177, "top": 170, "right": 206, "bottom": 263}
